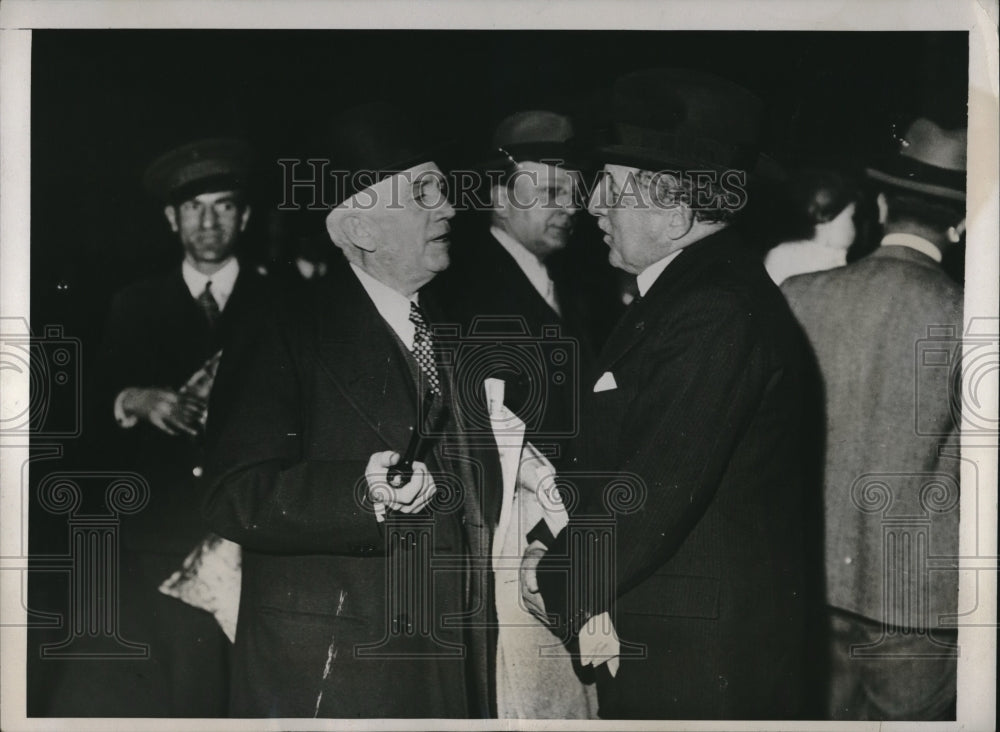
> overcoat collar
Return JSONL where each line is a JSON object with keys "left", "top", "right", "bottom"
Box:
{"left": 595, "top": 226, "right": 745, "bottom": 374}
{"left": 312, "top": 256, "right": 419, "bottom": 449}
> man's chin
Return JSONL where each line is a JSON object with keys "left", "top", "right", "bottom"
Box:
{"left": 427, "top": 251, "right": 451, "bottom": 272}
{"left": 608, "top": 249, "right": 627, "bottom": 272}
{"left": 546, "top": 228, "right": 573, "bottom": 246}
{"left": 192, "top": 245, "right": 236, "bottom": 262}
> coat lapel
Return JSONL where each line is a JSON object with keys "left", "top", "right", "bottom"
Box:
{"left": 592, "top": 228, "right": 741, "bottom": 377}
{"left": 312, "top": 259, "right": 418, "bottom": 451}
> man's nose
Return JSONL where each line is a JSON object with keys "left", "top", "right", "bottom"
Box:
{"left": 437, "top": 197, "right": 456, "bottom": 221}
{"left": 200, "top": 206, "right": 218, "bottom": 228}
{"left": 556, "top": 189, "right": 580, "bottom": 215}
{"left": 587, "top": 185, "right": 605, "bottom": 216}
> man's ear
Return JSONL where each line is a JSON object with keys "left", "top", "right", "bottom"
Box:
{"left": 334, "top": 212, "right": 377, "bottom": 253}
{"left": 163, "top": 205, "right": 179, "bottom": 233}
{"left": 239, "top": 204, "right": 252, "bottom": 232}
{"left": 492, "top": 185, "right": 510, "bottom": 221}
{"left": 664, "top": 204, "right": 695, "bottom": 240}
{"left": 876, "top": 192, "right": 889, "bottom": 226}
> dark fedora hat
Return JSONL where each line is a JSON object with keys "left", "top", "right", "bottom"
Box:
{"left": 143, "top": 138, "right": 252, "bottom": 203}
{"left": 480, "top": 109, "right": 586, "bottom": 171}
{"left": 595, "top": 68, "right": 765, "bottom": 174}
{"left": 326, "top": 101, "right": 445, "bottom": 207}
{"left": 866, "top": 118, "right": 967, "bottom": 201}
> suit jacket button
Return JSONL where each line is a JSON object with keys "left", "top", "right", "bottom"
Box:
{"left": 192, "top": 466, "right": 203, "bottom": 478}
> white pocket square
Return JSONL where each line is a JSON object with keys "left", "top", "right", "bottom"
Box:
{"left": 593, "top": 371, "right": 618, "bottom": 393}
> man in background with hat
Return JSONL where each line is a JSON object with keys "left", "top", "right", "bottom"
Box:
{"left": 204, "top": 103, "right": 502, "bottom": 717}
{"left": 781, "top": 116, "right": 966, "bottom": 720}
{"left": 76, "top": 138, "right": 268, "bottom": 715}
{"left": 431, "top": 109, "right": 596, "bottom": 467}
{"left": 432, "top": 112, "right": 603, "bottom": 718}
{"left": 523, "top": 68, "right": 816, "bottom": 719}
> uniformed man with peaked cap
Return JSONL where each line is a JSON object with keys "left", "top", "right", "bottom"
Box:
{"left": 47, "top": 137, "right": 270, "bottom": 716}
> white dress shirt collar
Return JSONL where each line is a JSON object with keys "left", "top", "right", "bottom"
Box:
{"left": 490, "top": 226, "right": 560, "bottom": 313}
{"left": 182, "top": 257, "right": 240, "bottom": 311}
{"left": 350, "top": 263, "right": 418, "bottom": 349}
{"left": 880, "top": 232, "right": 943, "bottom": 263}
{"left": 636, "top": 249, "right": 684, "bottom": 297}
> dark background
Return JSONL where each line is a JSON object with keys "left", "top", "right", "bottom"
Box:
{"left": 25, "top": 29, "right": 968, "bottom": 715}
{"left": 31, "top": 30, "right": 968, "bottom": 346}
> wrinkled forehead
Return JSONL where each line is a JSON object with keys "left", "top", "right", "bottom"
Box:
{"left": 602, "top": 163, "right": 643, "bottom": 186}
{"left": 368, "top": 161, "right": 445, "bottom": 203}
{"left": 340, "top": 161, "right": 445, "bottom": 212}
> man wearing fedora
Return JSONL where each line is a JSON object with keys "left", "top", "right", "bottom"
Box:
{"left": 523, "top": 69, "right": 816, "bottom": 719}
{"left": 68, "top": 138, "right": 268, "bottom": 716}
{"left": 431, "top": 110, "right": 595, "bottom": 465}
{"left": 782, "top": 117, "right": 966, "bottom": 720}
{"left": 204, "top": 103, "right": 502, "bottom": 717}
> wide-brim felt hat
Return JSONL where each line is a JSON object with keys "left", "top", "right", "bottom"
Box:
{"left": 594, "top": 68, "right": 766, "bottom": 175}
{"left": 865, "top": 117, "right": 967, "bottom": 201}
{"left": 478, "top": 109, "right": 588, "bottom": 172}
{"left": 326, "top": 101, "right": 450, "bottom": 207}
{"left": 143, "top": 138, "right": 253, "bottom": 203}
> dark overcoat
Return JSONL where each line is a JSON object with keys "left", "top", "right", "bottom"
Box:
{"left": 429, "top": 227, "right": 595, "bottom": 466}
{"left": 204, "top": 256, "right": 502, "bottom": 718}
{"left": 537, "top": 228, "right": 818, "bottom": 719}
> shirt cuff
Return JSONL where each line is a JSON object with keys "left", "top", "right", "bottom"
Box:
{"left": 114, "top": 390, "right": 139, "bottom": 428}
{"left": 526, "top": 518, "right": 557, "bottom": 550}
{"left": 578, "top": 611, "right": 620, "bottom": 676}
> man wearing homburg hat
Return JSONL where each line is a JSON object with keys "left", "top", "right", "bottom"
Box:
{"left": 84, "top": 138, "right": 268, "bottom": 715}
{"left": 782, "top": 117, "right": 966, "bottom": 720}
{"left": 522, "top": 69, "right": 816, "bottom": 719}
{"left": 204, "top": 103, "right": 502, "bottom": 717}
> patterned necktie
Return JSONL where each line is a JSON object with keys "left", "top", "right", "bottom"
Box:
{"left": 408, "top": 302, "right": 441, "bottom": 396}
{"left": 197, "top": 281, "right": 221, "bottom": 327}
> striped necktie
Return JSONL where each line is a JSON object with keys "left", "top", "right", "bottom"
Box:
{"left": 197, "top": 281, "right": 221, "bottom": 327}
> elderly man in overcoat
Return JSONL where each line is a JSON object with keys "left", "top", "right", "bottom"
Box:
{"left": 523, "top": 69, "right": 818, "bottom": 720}
{"left": 204, "top": 103, "right": 502, "bottom": 718}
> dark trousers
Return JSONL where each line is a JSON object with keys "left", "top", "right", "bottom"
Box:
{"left": 41, "top": 551, "right": 230, "bottom": 717}
{"left": 826, "top": 606, "right": 957, "bottom": 721}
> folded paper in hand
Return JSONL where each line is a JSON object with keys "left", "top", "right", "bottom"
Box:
{"left": 485, "top": 377, "right": 595, "bottom": 718}
{"left": 179, "top": 349, "right": 223, "bottom": 428}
